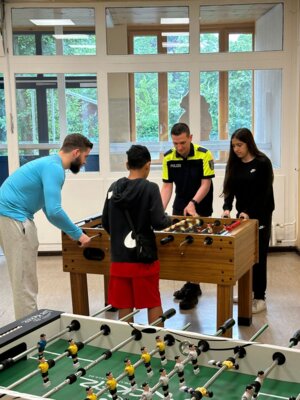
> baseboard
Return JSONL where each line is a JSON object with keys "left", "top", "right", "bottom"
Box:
{"left": 268, "top": 246, "right": 298, "bottom": 253}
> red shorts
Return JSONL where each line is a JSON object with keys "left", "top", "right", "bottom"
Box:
{"left": 108, "top": 260, "right": 162, "bottom": 309}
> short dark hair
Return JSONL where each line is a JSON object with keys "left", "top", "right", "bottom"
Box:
{"left": 171, "top": 122, "right": 190, "bottom": 136}
{"left": 60, "top": 133, "right": 93, "bottom": 152}
{"left": 126, "top": 145, "right": 151, "bottom": 169}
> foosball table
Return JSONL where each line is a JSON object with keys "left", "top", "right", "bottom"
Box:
{"left": 62, "top": 215, "right": 258, "bottom": 337}
{"left": 0, "top": 309, "right": 300, "bottom": 400}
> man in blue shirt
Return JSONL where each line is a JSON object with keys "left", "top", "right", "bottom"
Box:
{"left": 0, "top": 133, "right": 93, "bottom": 320}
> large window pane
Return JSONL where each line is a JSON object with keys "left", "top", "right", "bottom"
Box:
{"left": 15, "top": 73, "right": 99, "bottom": 171}
{"left": 0, "top": 74, "right": 8, "bottom": 186}
{"left": 12, "top": 8, "right": 96, "bottom": 56}
{"left": 228, "top": 70, "right": 252, "bottom": 134}
{"left": 200, "top": 69, "right": 281, "bottom": 167}
{"left": 108, "top": 72, "right": 189, "bottom": 171}
{"left": 200, "top": 3, "right": 283, "bottom": 53}
{"left": 107, "top": 6, "right": 189, "bottom": 55}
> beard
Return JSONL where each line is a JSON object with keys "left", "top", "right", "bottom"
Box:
{"left": 70, "top": 156, "right": 82, "bottom": 174}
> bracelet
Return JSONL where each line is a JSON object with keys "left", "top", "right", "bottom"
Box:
{"left": 190, "top": 199, "right": 198, "bottom": 206}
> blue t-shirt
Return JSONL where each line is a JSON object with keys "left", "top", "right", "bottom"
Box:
{"left": 0, "top": 154, "right": 82, "bottom": 240}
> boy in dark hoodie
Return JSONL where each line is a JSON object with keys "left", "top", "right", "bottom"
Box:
{"left": 102, "top": 145, "right": 171, "bottom": 324}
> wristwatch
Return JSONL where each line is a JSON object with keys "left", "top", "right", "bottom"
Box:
{"left": 190, "top": 199, "right": 198, "bottom": 206}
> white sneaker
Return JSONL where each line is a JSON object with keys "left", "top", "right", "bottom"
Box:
{"left": 252, "top": 299, "right": 266, "bottom": 314}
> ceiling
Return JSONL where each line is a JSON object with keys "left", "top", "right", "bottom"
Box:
{"left": 9, "top": 2, "right": 279, "bottom": 29}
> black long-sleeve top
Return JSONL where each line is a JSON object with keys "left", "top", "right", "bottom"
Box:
{"left": 223, "top": 155, "right": 274, "bottom": 224}
{"left": 102, "top": 177, "right": 171, "bottom": 263}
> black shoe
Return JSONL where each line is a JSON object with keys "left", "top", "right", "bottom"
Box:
{"left": 179, "top": 289, "right": 199, "bottom": 310}
{"left": 173, "top": 282, "right": 202, "bottom": 300}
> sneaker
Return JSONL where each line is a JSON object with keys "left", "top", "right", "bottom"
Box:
{"left": 174, "top": 282, "right": 202, "bottom": 300}
{"left": 252, "top": 299, "right": 266, "bottom": 314}
{"left": 179, "top": 289, "right": 199, "bottom": 310}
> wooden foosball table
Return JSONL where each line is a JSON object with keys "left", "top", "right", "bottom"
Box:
{"left": 62, "top": 216, "right": 258, "bottom": 337}
{"left": 0, "top": 309, "right": 299, "bottom": 400}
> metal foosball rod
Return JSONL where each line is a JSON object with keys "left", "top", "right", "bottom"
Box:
{"left": 241, "top": 329, "right": 300, "bottom": 400}
{"left": 5, "top": 310, "right": 141, "bottom": 391}
{"left": 42, "top": 309, "right": 176, "bottom": 398}
{"left": 181, "top": 324, "right": 269, "bottom": 399}
{"left": 93, "top": 317, "right": 192, "bottom": 400}
{"left": 91, "top": 304, "right": 115, "bottom": 317}
{"left": 0, "top": 319, "right": 81, "bottom": 372}
{"left": 144, "top": 319, "right": 236, "bottom": 399}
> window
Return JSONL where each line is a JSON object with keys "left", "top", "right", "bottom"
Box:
{"left": 200, "top": 69, "right": 282, "bottom": 167}
{"left": 200, "top": 3, "right": 283, "bottom": 53}
{"left": 15, "top": 73, "right": 99, "bottom": 171}
{"left": 108, "top": 72, "right": 189, "bottom": 171}
{"left": 106, "top": 6, "right": 189, "bottom": 55}
{"left": 12, "top": 8, "right": 96, "bottom": 56}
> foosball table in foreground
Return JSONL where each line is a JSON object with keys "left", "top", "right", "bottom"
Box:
{"left": 0, "top": 309, "right": 300, "bottom": 400}
{"left": 62, "top": 216, "right": 258, "bottom": 337}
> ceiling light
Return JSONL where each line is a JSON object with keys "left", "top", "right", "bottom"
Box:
{"left": 30, "top": 19, "right": 75, "bottom": 26}
{"left": 160, "top": 18, "right": 189, "bottom": 25}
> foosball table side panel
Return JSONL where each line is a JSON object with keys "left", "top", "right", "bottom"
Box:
{"left": 62, "top": 232, "right": 110, "bottom": 275}
{"left": 232, "top": 219, "right": 259, "bottom": 281}
{"left": 56, "top": 313, "right": 300, "bottom": 384}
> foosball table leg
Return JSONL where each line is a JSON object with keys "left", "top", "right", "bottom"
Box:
{"left": 70, "top": 272, "right": 90, "bottom": 315}
{"left": 237, "top": 269, "right": 252, "bottom": 326}
{"left": 217, "top": 284, "right": 233, "bottom": 337}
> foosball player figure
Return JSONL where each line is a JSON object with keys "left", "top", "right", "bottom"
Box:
{"left": 156, "top": 336, "right": 167, "bottom": 365}
{"left": 141, "top": 346, "right": 153, "bottom": 377}
{"left": 208, "top": 357, "right": 239, "bottom": 371}
{"left": 124, "top": 358, "right": 137, "bottom": 391}
{"left": 241, "top": 385, "right": 255, "bottom": 400}
{"left": 188, "top": 344, "right": 200, "bottom": 375}
{"left": 174, "top": 355, "right": 185, "bottom": 387}
{"left": 67, "top": 338, "right": 80, "bottom": 368}
{"left": 141, "top": 382, "right": 153, "bottom": 400}
{"left": 38, "top": 356, "right": 54, "bottom": 388}
{"left": 106, "top": 371, "right": 118, "bottom": 400}
{"left": 37, "top": 333, "right": 47, "bottom": 359}
{"left": 252, "top": 370, "right": 265, "bottom": 397}
{"left": 85, "top": 386, "right": 98, "bottom": 400}
{"left": 159, "top": 368, "right": 171, "bottom": 400}
{"left": 180, "top": 386, "right": 213, "bottom": 399}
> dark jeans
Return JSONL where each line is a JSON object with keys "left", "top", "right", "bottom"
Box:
{"left": 253, "top": 214, "right": 272, "bottom": 300}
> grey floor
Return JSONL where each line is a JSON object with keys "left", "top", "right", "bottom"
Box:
{"left": 0, "top": 252, "right": 299, "bottom": 347}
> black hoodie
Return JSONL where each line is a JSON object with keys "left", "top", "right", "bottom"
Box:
{"left": 102, "top": 177, "right": 171, "bottom": 263}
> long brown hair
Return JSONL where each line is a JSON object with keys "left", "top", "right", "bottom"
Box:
{"left": 222, "top": 128, "right": 266, "bottom": 197}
